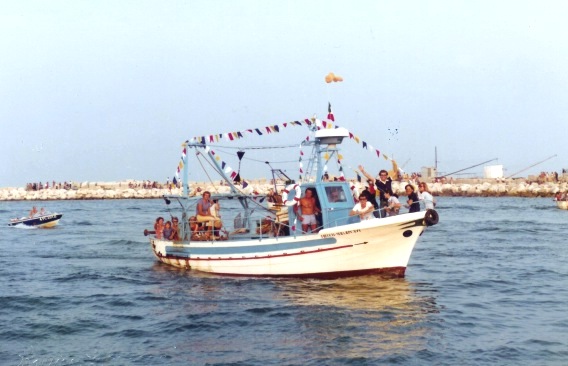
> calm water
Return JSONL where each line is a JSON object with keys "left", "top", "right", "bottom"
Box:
{"left": 0, "top": 197, "right": 567, "bottom": 365}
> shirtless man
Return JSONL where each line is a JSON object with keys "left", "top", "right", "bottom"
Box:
{"left": 294, "top": 188, "right": 320, "bottom": 233}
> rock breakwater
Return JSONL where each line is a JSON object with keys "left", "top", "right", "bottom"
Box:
{"left": 1, "top": 179, "right": 567, "bottom": 201}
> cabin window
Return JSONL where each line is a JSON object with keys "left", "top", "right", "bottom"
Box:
{"left": 325, "top": 187, "right": 347, "bottom": 203}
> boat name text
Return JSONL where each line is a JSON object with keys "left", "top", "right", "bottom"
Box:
{"left": 320, "top": 229, "right": 361, "bottom": 238}
{"left": 40, "top": 215, "right": 57, "bottom": 221}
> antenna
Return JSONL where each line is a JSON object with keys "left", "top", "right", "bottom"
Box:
{"left": 435, "top": 146, "right": 438, "bottom": 172}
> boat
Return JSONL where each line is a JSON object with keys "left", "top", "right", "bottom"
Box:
{"left": 553, "top": 192, "right": 568, "bottom": 210}
{"left": 8, "top": 212, "right": 63, "bottom": 228}
{"left": 145, "top": 111, "right": 439, "bottom": 278}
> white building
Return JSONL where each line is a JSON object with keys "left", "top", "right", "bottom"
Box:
{"left": 484, "top": 165, "right": 504, "bottom": 179}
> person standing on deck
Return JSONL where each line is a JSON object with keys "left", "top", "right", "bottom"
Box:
{"left": 418, "top": 182, "right": 435, "bottom": 210}
{"left": 349, "top": 195, "right": 375, "bottom": 221}
{"left": 294, "top": 188, "right": 320, "bottom": 233}
{"left": 358, "top": 166, "right": 393, "bottom": 209}
{"left": 405, "top": 184, "right": 421, "bottom": 213}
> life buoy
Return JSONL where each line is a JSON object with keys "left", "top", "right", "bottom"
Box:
{"left": 282, "top": 183, "right": 301, "bottom": 206}
{"left": 424, "top": 209, "right": 439, "bottom": 226}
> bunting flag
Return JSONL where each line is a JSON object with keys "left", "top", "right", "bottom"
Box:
{"left": 195, "top": 147, "right": 252, "bottom": 193}
{"left": 179, "top": 107, "right": 387, "bottom": 184}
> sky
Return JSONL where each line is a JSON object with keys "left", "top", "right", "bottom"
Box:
{"left": 1, "top": 0, "right": 567, "bottom": 187}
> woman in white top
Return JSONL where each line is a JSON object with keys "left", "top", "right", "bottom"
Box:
{"left": 349, "top": 195, "right": 375, "bottom": 221}
{"left": 418, "top": 183, "right": 435, "bottom": 210}
{"left": 210, "top": 199, "right": 221, "bottom": 218}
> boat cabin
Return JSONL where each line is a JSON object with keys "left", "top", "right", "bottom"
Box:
{"left": 287, "top": 182, "right": 359, "bottom": 231}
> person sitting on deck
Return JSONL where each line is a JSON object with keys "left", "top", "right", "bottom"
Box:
{"left": 189, "top": 216, "right": 203, "bottom": 240}
{"left": 170, "top": 217, "right": 181, "bottom": 241}
{"left": 196, "top": 191, "right": 222, "bottom": 235}
{"left": 162, "top": 221, "right": 173, "bottom": 240}
{"left": 154, "top": 217, "right": 164, "bottom": 239}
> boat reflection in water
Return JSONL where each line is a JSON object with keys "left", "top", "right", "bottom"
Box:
{"left": 148, "top": 265, "right": 440, "bottom": 362}
{"left": 276, "top": 276, "right": 439, "bottom": 356}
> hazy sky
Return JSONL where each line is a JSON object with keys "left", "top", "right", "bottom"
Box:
{"left": 1, "top": 0, "right": 567, "bottom": 187}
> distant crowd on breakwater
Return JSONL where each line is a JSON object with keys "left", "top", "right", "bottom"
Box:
{"left": 2, "top": 173, "right": 568, "bottom": 201}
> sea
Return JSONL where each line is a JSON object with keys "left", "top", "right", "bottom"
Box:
{"left": 0, "top": 197, "right": 567, "bottom": 366}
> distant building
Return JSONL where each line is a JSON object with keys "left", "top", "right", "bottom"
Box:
{"left": 484, "top": 165, "right": 504, "bottom": 179}
{"left": 421, "top": 166, "right": 437, "bottom": 179}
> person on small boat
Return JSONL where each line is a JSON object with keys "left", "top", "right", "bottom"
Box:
{"left": 39, "top": 207, "right": 46, "bottom": 216}
{"left": 29, "top": 206, "right": 38, "bottom": 218}
{"left": 349, "top": 195, "right": 375, "bottom": 221}
{"left": 294, "top": 188, "right": 320, "bottom": 233}
{"left": 418, "top": 183, "right": 435, "bottom": 209}
{"left": 405, "top": 184, "right": 421, "bottom": 213}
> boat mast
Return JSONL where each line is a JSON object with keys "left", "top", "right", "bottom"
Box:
{"left": 302, "top": 123, "right": 349, "bottom": 183}
{"left": 183, "top": 142, "right": 190, "bottom": 197}
{"left": 435, "top": 146, "right": 438, "bottom": 173}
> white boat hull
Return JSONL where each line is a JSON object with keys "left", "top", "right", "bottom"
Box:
{"left": 556, "top": 201, "right": 568, "bottom": 210}
{"left": 8, "top": 213, "right": 63, "bottom": 228}
{"left": 150, "top": 211, "right": 430, "bottom": 278}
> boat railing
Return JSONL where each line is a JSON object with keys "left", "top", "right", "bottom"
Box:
{"left": 163, "top": 203, "right": 432, "bottom": 243}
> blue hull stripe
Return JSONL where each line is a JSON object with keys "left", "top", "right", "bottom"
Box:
{"left": 163, "top": 243, "right": 353, "bottom": 261}
{"left": 164, "top": 237, "right": 337, "bottom": 256}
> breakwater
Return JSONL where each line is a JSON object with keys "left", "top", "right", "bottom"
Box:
{"left": 1, "top": 178, "right": 567, "bottom": 201}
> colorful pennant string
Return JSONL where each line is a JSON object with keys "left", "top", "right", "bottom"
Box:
{"left": 174, "top": 106, "right": 383, "bottom": 183}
